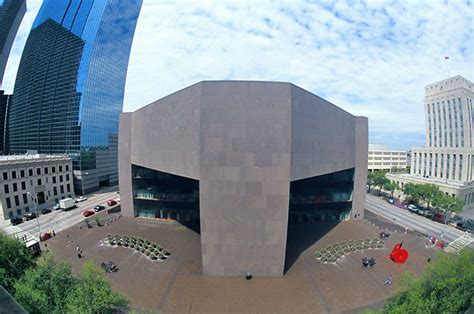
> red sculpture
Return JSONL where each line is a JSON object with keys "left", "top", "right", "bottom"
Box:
{"left": 389, "top": 242, "right": 409, "bottom": 264}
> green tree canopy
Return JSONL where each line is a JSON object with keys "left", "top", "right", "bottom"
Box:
{"left": 371, "top": 171, "right": 389, "bottom": 195}
{"left": 383, "top": 182, "right": 398, "bottom": 198}
{"left": 364, "top": 249, "right": 474, "bottom": 313}
{"left": 14, "top": 256, "right": 77, "bottom": 314}
{"left": 0, "top": 233, "right": 34, "bottom": 293}
{"left": 433, "top": 193, "right": 464, "bottom": 214}
{"left": 66, "top": 261, "right": 128, "bottom": 313}
{"left": 417, "top": 184, "right": 442, "bottom": 210}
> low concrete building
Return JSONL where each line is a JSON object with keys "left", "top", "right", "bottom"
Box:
{"left": 119, "top": 81, "right": 368, "bottom": 277}
{"left": 368, "top": 144, "right": 407, "bottom": 172}
{"left": 0, "top": 154, "right": 74, "bottom": 220}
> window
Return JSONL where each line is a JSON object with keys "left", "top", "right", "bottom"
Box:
{"left": 22, "top": 194, "right": 27, "bottom": 204}
{"left": 2, "top": 172, "right": 7, "bottom": 180}
{"left": 30, "top": 180, "right": 33, "bottom": 186}
{"left": 20, "top": 170, "right": 25, "bottom": 178}
{"left": 14, "top": 195, "right": 19, "bottom": 206}
{"left": 53, "top": 187, "right": 57, "bottom": 196}
{"left": 6, "top": 197, "right": 11, "bottom": 208}
{"left": 4, "top": 184, "right": 9, "bottom": 194}
{"left": 66, "top": 174, "right": 70, "bottom": 181}
{"left": 12, "top": 171, "right": 16, "bottom": 179}
{"left": 66, "top": 165, "right": 69, "bottom": 171}
{"left": 46, "top": 177, "right": 48, "bottom": 184}
{"left": 25, "top": 207, "right": 29, "bottom": 213}
{"left": 60, "top": 185, "right": 64, "bottom": 194}
{"left": 44, "top": 167, "right": 49, "bottom": 174}
{"left": 52, "top": 166, "right": 56, "bottom": 173}
{"left": 37, "top": 178, "right": 42, "bottom": 185}
{"left": 16, "top": 209, "right": 21, "bottom": 215}
{"left": 52, "top": 176, "right": 56, "bottom": 184}
{"left": 21, "top": 181, "right": 26, "bottom": 190}
{"left": 59, "top": 175, "right": 63, "bottom": 183}
{"left": 8, "top": 212, "right": 13, "bottom": 218}
{"left": 67, "top": 184, "right": 70, "bottom": 193}
{"left": 28, "top": 169, "right": 33, "bottom": 176}
{"left": 37, "top": 168, "right": 41, "bottom": 175}
{"left": 59, "top": 166, "right": 62, "bottom": 172}
{"left": 13, "top": 183, "right": 17, "bottom": 192}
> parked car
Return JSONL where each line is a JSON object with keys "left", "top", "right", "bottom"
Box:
{"left": 76, "top": 196, "right": 87, "bottom": 202}
{"left": 408, "top": 204, "right": 419, "bottom": 213}
{"left": 387, "top": 198, "right": 394, "bottom": 204}
{"left": 41, "top": 208, "right": 52, "bottom": 215}
{"left": 53, "top": 204, "right": 61, "bottom": 210}
{"left": 433, "top": 213, "right": 445, "bottom": 223}
{"left": 24, "top": 212, "right": 37, "bottom": 221}
{"left": 11, "top": 217, "right": 23, "bottom": 225}
{"left": 94, "top": 205, "right": 105, "bottom": 212}
{"left": 419, "top": 210, "right": 434, "bottom": 219}
{"left": 107, "top": 199, "right": 117, "bottom": 206}
{"left": 83, "top": 210, "right": 95, "bottom": 217}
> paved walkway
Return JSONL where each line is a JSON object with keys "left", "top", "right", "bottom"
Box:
{"left": 44, "top": 213, "right": 440, "bottom": 313}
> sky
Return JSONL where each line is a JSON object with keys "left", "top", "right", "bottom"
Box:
{"left": 2, "top": 0, "right": 473, "bottom": 151}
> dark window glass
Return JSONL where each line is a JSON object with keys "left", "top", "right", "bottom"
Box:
{"left": 67, "top": 184, "right": 70, "bottom": 192}
{"left": 13, "top": 183, "right": 17, "bottom": 192}
{"left": 14, "top": 195, "right": 19, "bottom": 206}
{"left": 52, "top": 166, "right": 56, "bottom": 173}
{"left": 22, "top": 194, "right": 27, "bottom": 204}
{"left": 44, "top": 167, "right": 48, "bottom": 174}
{"left": 66, "top": 174, "right": 69, "bottom": 181}
{"left": 4, "top": 184, "right": 9, "bottom": 194}
{"left": 6, "top": 197, "right": 11, "bottom": 208}
{"left": 59, "top": 166, "right": 62, "bottom": 172}
{"left": 53, "top": 187, "right": 57, "bottom": 196}
{"left": 52, "top": 176, "right": 56, "bottom": 184}
{"left": 2, "top": 172, "right": 7, "bottom": 180}
{"left": 25, "top": 207, "right": 29, "bottom": 213}
{"left": 16, "top": 209, "right": 21, "bottom": 215}
{"left": 59, "top": 175, "right": 63, "bottom": 183}
{"left": 28, "top": 169, "right": 33, "bottom": 176}
{"left": 37, "top": 178, "right": 42, "bottom": 185}
{"left": 12, "top": 171, "right": 16, "bottom": 179}
{"left": 60, "top": 185, "right": 64, "bottom": 194}
{"left": 20, "top": 170, "right": 25, "bottom": 178}
{"left": 21, "top": 181, "right": 26, "bottom": 190}
{"left": 37, "top": 168, "right": 41, "bottom": 175}
{"left": 66, "top": 165, "right": 69, "bottom": 171}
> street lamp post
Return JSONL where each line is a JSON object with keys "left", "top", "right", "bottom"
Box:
{"left": 27, "top": 192, "right": 41, "bottom": 240}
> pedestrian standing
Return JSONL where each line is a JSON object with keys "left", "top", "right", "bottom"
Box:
{"left": 384, "top": 275, "right": 392, "bottom": 286}
{"left": 404, "top": 226, "right": 408, "bottom": 234}
{"left": 76, "top": 245, "right": 81, "bottom": 258}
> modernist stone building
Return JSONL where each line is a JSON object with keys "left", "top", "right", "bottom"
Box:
{"left": 119, "top": 81, "right": 368, "bottom": 277}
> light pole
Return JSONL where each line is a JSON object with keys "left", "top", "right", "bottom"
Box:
{"left": 27, "top": 192, "right": 41, "bottom": 240}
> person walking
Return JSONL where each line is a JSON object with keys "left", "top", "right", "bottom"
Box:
{"left": 76, "top": 245, "right": 81, "bottom": 258}
{"left": 384, "top": 275, "right": 392, "bottom": 286}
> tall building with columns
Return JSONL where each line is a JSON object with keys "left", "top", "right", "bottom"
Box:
{"left": 388, "top": 75, "right": 474, "bottom": 209}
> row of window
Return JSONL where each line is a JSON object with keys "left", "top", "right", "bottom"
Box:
{"left": 4, "top": 184, "right": 71, "bottom": 210}
{"left": 413, "top": 152, "right": 464, "bottom": 181}
{"left": 3, "top": 174, "right": 71, "bottom": 194}
{"left": 1, "top": 163, "right": 71, "bottom": 181}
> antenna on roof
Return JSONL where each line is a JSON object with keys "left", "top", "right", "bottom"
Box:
{"left": 443, "top": 56, "right": 451, "bottom": 79}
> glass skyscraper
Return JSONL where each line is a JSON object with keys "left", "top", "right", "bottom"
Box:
{"left": 7, "top": 0, "right": 142, "bottom": 194}
{"left": 0, "top": 0, "right": 26, "bottom": 87}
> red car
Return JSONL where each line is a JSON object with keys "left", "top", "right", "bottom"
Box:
{"left": 83, "top": 210, "right": 95, "bottom": 217}
{"left": 107, "top": 199, "right": 117, "bottom": 206}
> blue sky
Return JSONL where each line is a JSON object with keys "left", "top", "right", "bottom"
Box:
{"left": 3, "top": 0, "right": 473, "bottom": 151}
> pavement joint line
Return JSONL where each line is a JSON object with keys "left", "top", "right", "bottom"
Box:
{"left": 302, "top": 252, "right": 332, "bottom": 314}
{"left": 156, "top": 234, "right": 198, "bottom": 310}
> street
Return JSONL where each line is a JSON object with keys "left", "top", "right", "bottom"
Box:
{"left": 3, "top": 186, "right": 120, "bottom": 240}
{"left": 365, "top": 193, "right": 464, "bottom": 243}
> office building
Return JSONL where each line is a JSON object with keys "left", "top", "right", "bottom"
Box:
{"left": 7, "top": 0, "right": 142, "bottom": 194}
{"left": 0, "top": 0, "right": 26, "bottom": 86}
{"left": 0, "top": 154, "right": 74, "bottom": 221}
{"left": 368, "top": 144, "right": 407, "bottom": 172}
{"left": 0, "top": 90, "right": 11, "bottom": 154}
{"left": 388, "top": 75, "right": 474, "bottom": 209}
{"left": 119, "top": 81, "right": 368, "bottom": 277}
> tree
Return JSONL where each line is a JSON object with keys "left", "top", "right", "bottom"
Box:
{"left": 403, "top": 183, "right": 420, "bottom": 204}
{"left": 0, "top": 233, "right": 34, "bottom": 293}
{"left": 383, "top": 182, "right": 398, "bottom": 199}
{"left": 433, "top": 193, "right": 464, "bottom": 223}
{"left": 14, "top": 256, "right": 78, "bottom": 314}
{"left": 66, "top": 261, "right": 128, "bottom": 313}
{"left": 374, "top": 171, "right": 389, "bottom": 196}
{"left": 417, "top": 184, "right": 441, "bottom": 211}
{"left": 367, "top": 172, "right": 377, "bottom": 193}
{"left": 363, "top": 249, "right": 474, "bottom": 313}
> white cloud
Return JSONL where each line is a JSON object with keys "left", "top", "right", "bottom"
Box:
{"left": 3, "top": 0, "right": 473, "bottom": 151}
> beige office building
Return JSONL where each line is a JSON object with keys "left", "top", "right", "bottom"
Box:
{"left": 388, "top": 75, "right": 474, "bottom": 210}
{"left": 0, "top": 154, "right": 74, "bottom": 220}
{"left": 368, "top": 144, "right": 407, "bottom": 172}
